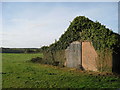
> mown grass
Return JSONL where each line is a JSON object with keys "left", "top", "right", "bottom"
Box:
{"left": 2, "top": 53, "right": 120, "bottom": 88}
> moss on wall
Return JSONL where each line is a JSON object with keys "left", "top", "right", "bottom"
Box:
{"left": 43, "top": 50, "right": 66, "bottom": 67}
{"left": 95, "top": 49, "right": 113, "bottom": 72}
{"left": 42, "top": 16, "right": 120, "bottom": 73}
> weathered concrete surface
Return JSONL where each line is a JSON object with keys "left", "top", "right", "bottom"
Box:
{"left": 65, "top": 41, "right": 82, "bottom": 69}
{"left": 43, "top": 40, "right": 120, "bottom": 73}
{"left": 65, "top": 41, "right": 98, "bottom": 71}
{"left": 82, "top": 41, "right": 98, "bottom": 71}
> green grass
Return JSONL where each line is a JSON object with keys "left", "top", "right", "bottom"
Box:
{"left": 2, "top": 53, "right": 120, "bottom": 88}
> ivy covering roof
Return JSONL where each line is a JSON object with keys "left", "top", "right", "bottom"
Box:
{"left": 48, "top": 16, "right": 120, "bottom": 51}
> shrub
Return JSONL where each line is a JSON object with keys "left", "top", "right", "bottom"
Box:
{"left": 30, "top": 57, "right": 43, "bottom": 63}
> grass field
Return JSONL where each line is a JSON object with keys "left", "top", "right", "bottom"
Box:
{"left": 2, "top": 53, "right": 120, "bottom": 88}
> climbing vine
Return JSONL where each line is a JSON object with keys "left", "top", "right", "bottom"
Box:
{"left": 48, "top": 16, "right": 120, "bottom": 52}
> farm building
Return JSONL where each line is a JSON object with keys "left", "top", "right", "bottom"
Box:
{"left": 65, "top": 41, "right": 97, "bottom": 71}
{"left": 65, "top": 41, "right": 120, "bottom": 73}
{"left": 42, "top": 16, "right": 120, "bottom": 73}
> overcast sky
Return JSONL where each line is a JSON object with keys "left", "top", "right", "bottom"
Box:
{"left": 1, "top": 2, "right": 118, "bottom": 48}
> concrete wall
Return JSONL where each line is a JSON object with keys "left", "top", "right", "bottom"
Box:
{"left": 43, "top": 50, "right": 66, "bottom": 67}
{"left": 82, "top": 41, "right": 98, "bottom": 71}
{"left": 65, "top": 41, "right": 82, "bottom": 69}
{"left": 43, "top": 40, "right": 116, "bottom": 72}
{"left": 65, "top": 41, "right": 98, "bottom": 71}
{"left": 96, "top": 50, "right": 112, "bottom": 72}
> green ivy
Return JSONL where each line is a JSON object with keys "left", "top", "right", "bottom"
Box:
{"left": 48, "top": 16, "right": 120, "bottom": 52}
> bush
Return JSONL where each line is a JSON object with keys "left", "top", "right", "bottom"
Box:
{"left": 30, "top": 57, "right": 43, "bottom": 63}
{"left": 52, "top": 61, "right": 59, "bottom": 66}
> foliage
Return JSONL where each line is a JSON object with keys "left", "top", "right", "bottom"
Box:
{"left": 2, "top": 48, "right": 25, "bottom": 53}
{"left": 2, "top": 48, "right": 41, "bottom": 53}
{"left": 43, "top": 50, "right": 66, "bottom": 67}
{"left": 48, "top": 16, "right": 120, "bottom": 52}
{"left": 30, "top": 57, "right": 43, "bottom": 63}
{"left": 39, "top": 46, "right": 49, "bottom": 52}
